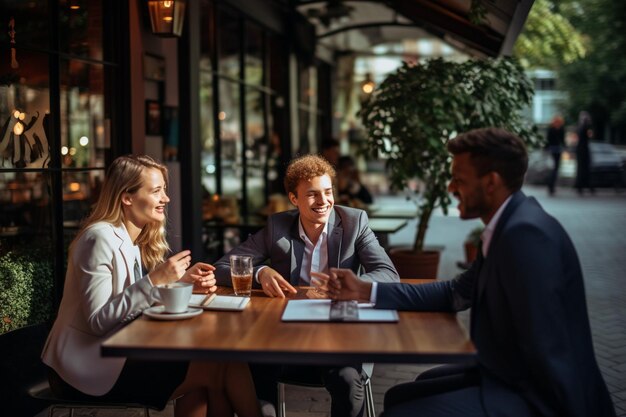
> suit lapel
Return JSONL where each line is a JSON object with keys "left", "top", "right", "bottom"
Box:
{"left": 470, "top": 249, "right": 485, "bottom": 339}
{"left": 111, "top": 224, "right": 135, "bottom": 287}
{"left": 327, "top": 209, "right": 342, "bottom": 268}
{"left": 475, "top": 191, "right": 526, "bottom": 306}
{"left": 289, "top": 218, "right": 304, "bottom": 285}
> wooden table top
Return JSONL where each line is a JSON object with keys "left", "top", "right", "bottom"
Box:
{"left": 101, "top": 280, "right": 475, "bottom": 365}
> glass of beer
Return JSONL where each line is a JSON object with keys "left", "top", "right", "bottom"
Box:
{"left": 230, "top": 254, "right": 253, "bottom": 296}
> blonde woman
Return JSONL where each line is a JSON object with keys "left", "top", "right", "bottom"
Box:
{"left": 42, "top": 155, "right": 261, "bottom": 417}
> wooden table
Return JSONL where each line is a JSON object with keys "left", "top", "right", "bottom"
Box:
{"left": 368, "top": 206, "right": 417, "bottom": 219}
{"left": 102, "top": 280, "right": 475, "bottom": 365}
{"left": 368, "top": 218, "right": 409, "bottom": 248}
{"left": 367, "top": 218, "right": 408, "bottom": 234}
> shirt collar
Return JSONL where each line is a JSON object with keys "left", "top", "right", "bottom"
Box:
{"left": 481, "top": 194, "right": 512, "bottom": 257}
{"left": 298, "top": 218, "right": 329, "bottom": 243}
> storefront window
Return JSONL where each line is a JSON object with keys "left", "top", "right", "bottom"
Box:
{"left": 198, "top": 2, "right": 287, "bottom": 258}
{"left": 297, "top": 62, "right": 319, "bottom": 153}
{"left": 58, "top": 0, "right": 103, "bottom": 60}
{"left": 217, "top": 7, "right": 240, "bottom": 80}
{"left": 245, "top": 22, "right": 263, "bottom": 86}
{"left": 219, "top": 78, "right": 241, "bottom": 201}
{"left": 199, "top": 70, "right": 216, "bottom": 197}
{"left": 0, "top": 1, "right": 49, "bottom": 49}
{"left": 0, "top": 0, "right": 120, "bottom": 333}
{"left": 0, "top": 49, "right": 51, "bottom": 170}
{"left": 59, "top": 60, "right": 106, "bottom": 170}
{"left": 245, "top": 88, "right": 266, "bottom": 213}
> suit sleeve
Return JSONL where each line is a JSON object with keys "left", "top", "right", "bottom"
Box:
{"left": 498, "top": 223, "right": 586, "bottom": 416}
{"left": 355, "top": 210, "right": 400, "bottom": 283}
{"left": 74, "top": 230, "right": 153, "bottom": 336}
{"left": 376, "top": 261, "right": 476, "bottom": 311}
{"left": 213, "top": 222, "right": 274, "bottom": 287}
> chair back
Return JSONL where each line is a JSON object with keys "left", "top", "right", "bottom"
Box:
{"left": 0, "top": 323, "right": 51, "bottom": 417}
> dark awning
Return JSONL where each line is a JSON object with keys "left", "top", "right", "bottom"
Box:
{"left": 296, "top": 0, "right": 534, "bottom": 57}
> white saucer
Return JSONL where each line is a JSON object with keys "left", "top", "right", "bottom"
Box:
{"left": 143, "top": 306, "right": 202, "bottom": 320}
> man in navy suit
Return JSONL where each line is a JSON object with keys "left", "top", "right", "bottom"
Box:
{"left": 320, "top": 128, "right": 615, "bottom": 417}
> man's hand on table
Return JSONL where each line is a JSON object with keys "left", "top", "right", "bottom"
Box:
{"left": 311, "top": 269, "right": 373, "bottom": 303}
{"left": 258, "top": 267, "right": 297, "bottom": 298}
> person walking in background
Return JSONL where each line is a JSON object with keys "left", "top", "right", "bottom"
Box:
{"left": 575, "top": 111, "right": 595, "bottom": 194}
{"left": 42, "top": 155, "right": 262, "bottom": 417}
{"left": 319, "top": 128, "right": 615, "bottom": 417}
{"left": 545, "top": 114, "right": 565, "bottom": 195}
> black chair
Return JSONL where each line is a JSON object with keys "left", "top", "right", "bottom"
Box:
{"left": 276, "top": 363, "right": 376, "bottom": 417}
{"left": 0, "top": 322, "right": 154, "bottom": 417}
{"left": 29, "top": 382, "right": 153, "bottom": 417}
{"left": 0, "top": 323, "right": 51, "bottom": 417}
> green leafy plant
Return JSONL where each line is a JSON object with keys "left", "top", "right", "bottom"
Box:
{"left": 360, "top": 57, "right": 540, "bottom": 253}
{"left": 0, "top": 249, "right": 54, "bottom": 334}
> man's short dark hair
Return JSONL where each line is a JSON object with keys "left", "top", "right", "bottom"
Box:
{"left": 447, "top": 128, "right": 528, "bottom": 192}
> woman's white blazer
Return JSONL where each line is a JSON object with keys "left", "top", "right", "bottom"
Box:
{"left": 42, "top": 222, "right": 154, "bottom": 396}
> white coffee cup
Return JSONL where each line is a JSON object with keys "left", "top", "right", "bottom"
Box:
{"left": 150, "top": 282, "right": 193, "bottom": 313}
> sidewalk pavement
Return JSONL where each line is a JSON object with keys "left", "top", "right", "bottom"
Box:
{"left": 39, "top": 185, "right": 626, "bottom": 417}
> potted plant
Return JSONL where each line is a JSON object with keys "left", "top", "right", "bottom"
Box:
{"left": 462, "top": 226, "right": 484, "bottom": 268}
{"left": 359, "top": 57, "right": 540, "bottom": 278}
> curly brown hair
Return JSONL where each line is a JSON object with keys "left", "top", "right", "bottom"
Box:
{"left": 284, "top": 154, "right": 336, "bottom": 195}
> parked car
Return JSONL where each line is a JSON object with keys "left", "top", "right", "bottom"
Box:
{"left": 588, "top": 142, "right": 625, "bottom": 188}
{"left": 526, "top": 142, "right": 625, "bottom": 189}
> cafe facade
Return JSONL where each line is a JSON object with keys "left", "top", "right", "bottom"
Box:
{"left": 0, "top": 0, "right": 532, "bottom": 330}
{"left": 0, "top": 0, "right": 335, "bottom": 320}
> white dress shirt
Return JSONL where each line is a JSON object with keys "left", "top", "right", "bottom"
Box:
{"left": 298, "top": 219, "right": 330, "bottom": 284}
{"left": 481, "top": 195, "right": 512, "bottom": 257}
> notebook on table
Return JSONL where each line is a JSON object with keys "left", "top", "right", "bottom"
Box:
{"left": 189, "top": 293, "right": 250, "bottom": 311}
{"left": 281, "top": 299, "right": 398, "bottom": 322}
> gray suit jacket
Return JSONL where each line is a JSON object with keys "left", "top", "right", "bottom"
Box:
{"left": 215, "top": 205, "right": 399, "bottom": 286}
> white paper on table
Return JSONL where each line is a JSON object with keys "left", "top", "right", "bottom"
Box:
{"left": 281, "top": 299, "right": 398, "bottom": 322}
{"left": 189, "top": 294, "right": 250, "bottom": 311}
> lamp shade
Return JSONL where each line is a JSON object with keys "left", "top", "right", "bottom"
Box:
{"left": 147, "top": 0, "right": 186, "bottom": 37}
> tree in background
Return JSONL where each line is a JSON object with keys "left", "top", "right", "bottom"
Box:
{"left": 557, "top": 0, "right": 626, "bottom": 143}
{"left": 513, "top": 0, "right": 586, "bottom": 70}
{"left": 515, "top": 0, "right": 626, "bottom": 143}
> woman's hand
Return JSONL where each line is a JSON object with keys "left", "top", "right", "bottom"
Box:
{"left": 149, "top": 250, "right": 192, "bottom": 285}
{"left": 181, "top": 262, "right": 217, "bottom": 293}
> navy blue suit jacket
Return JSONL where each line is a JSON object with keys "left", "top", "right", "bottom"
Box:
{"left": 377, "top": 191, "right": 614, "bottom": 417}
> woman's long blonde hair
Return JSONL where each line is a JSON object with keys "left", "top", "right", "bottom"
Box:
{"left": 72, "top": 155, "right": 170, "bottom": 271}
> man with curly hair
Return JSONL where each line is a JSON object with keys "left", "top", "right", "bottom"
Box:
{"left": 214, "top": 154, "right": 399, "bottom": 417}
